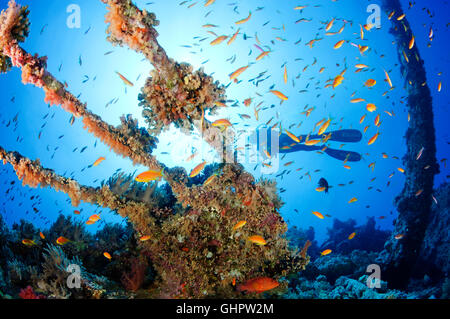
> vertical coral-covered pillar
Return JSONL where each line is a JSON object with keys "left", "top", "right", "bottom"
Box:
{"left": 377, "top": 0, "right": 439, "bottom": 288}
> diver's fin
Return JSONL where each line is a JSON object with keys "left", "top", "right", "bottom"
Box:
{"left": 308, "top": 129, "right": 362, "bottom": 143}
{"left": 324, "top": 148, "right": 362, "bottom": 162}
{"left": 327, "top": 129, "right": 362, "bottom": 142}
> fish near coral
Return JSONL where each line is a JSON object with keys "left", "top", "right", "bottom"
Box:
{"left": 237, "top": 277, "right": 279, "bottom": 294}
{"left": 116, "top": 71, "right": 134, "bottom": 86}
{"left": 203, "top": 173, "right": 217, "bottom": 186}
{"left": 140, "top": 235, "right": 151, "bottom": 242}
{"left": 233, "top": 220, "right": 246, "bottom": 231}
{"left": 189, "top": 161, "right": 207, "bottom": 178}
{"left": 135, "top": 169, "right": 164, "bottom": 182}
{"left": 56, "top": 236, "right": 71, "bottom": 245}
{"left": 22, "top": 239, "right": 36, "bottom": 246}
{"left": 212, "top": 119, "right": 232, "bottom": 130}
{"left": 92, "top": 156, "right": 106, "bottom": 167}
{"left": 248, "top": 235, "right": 267, "bottom": 246}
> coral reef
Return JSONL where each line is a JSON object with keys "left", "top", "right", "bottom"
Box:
{"left": 0, "top": 0, "right": 309, "bottom": 298}
{"left": 414, "top": 183, "right": 450, "bottom": 279}
{"left": 19, "top": 286, "right": 45, "bottom": 299}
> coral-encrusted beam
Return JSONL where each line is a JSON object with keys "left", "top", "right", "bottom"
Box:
{"left": 0, "top": 145, "right": 156, "bottom": 236}
{"left": 1, "top": 40, "right": 161, "bottom": 169}
{"left": 1, "top": 1, "right": 161, "bottom": 170}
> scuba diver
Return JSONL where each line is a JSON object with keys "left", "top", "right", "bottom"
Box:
{"left": 254, "top": 126, "right": 363, "bottom": 162}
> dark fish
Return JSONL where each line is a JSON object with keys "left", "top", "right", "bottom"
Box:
{"left": 318, "top": 177, "right": 329, "bottom": 193}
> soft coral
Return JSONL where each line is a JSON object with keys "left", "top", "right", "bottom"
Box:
{"left": 19, "top": 286, "right": 46, "bottom": 299}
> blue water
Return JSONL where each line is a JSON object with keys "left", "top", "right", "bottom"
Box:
{"left": 0, "top": 0, "right": 448, "bottom": 244}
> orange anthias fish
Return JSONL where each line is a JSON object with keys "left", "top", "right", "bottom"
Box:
{"left": 325, "top": 18, "right": 335, "bottom": 32}
{"left": 312, "top": 211, "right": 324, "bottom": 219}
{"left": 318, "top": 119, "right": 331, "bottom": 135}
{"left": 22, "top": 239, "right": 36, "bottom": 246}
{"left": 368, "top": 132, "right": 380, "bottom": 145}
{"left": 211, "top": 119, "right": 233, "bottom": 130}
{"left": 116, "top": 71, "right": 134, "bottom": 86}
{"left": 348, "top": 197, "right": 358, "bottom": 203}
{"left": 237, "top": 277, "right": 279, "bottom": 294}
{"left": 270, "top": 90, "right": 288, "bottom": 101}
{"left": 189, "top": 161, "right": 207, "bottom": 178}
{"left": 304, "top": 139, "right": 321, "bottom": 146}
{"left": 140, "top": 235, "right": 151, "bottom": 242}
{"left": 92, "top": 156, "right": 105, "bottom": 167}
{"left": 366, "top": 103, "right": 377, "bottom": 112}
{"left": 332, "top": 75, "right": 344, "bottom": 89}
{"left": 384, "top": 69, "right": 393, "bottom": 88}
{"left": 39, "top": 232, "right": 45, "bottom": 240}
{"left": 409, "top": 35, "right": 415, "bottom": 50}
{"left": 348, "top": 232, "right": 356, "bottom": 240}
{"left": 88, "top": 214, "right": 100, "bottom": 222}
{"left": 321, "top": 249, "right": 332, "bottom": 256}
{"left": 56, "top": 236, "right": 71, "bottom": 245}
{"left": 285, "top": 129, "right": 300, "bottom": 143}
{"left": 334, "top": 39, "right": 345, "bottom": 49}
{"left": 203, "top": 174, "right": 217, "bottom": 186}
{"left": 210, "top": 35, "right": 228, "bottom": 45}
{"left": 230, "top": 65, "right": 249, "bottom": 80}
{"left": 227, "top": 28, "right": 240, "bottom": 45}
{"left": 103, "top": 252, "right": 112, "bottom": 260}
{"left": 235, "top": 12, "right": 251, "bottom": 25}
{"left": 283, "top": 65, "right": 288, "bottom": 84}
{"left": 364, "top": 79, "right": 377, "bottom": 87}
{"left": 256, "top": 51, "right": 270, "bottom": 61}
{"left": 233, "top": 220, "right": 247, "bottom": 231}
{"left": 135, "top": 169, "right": 164, "bottom": 182}
{"left": 395, "top": 234, "right": 404, "bottom": 240}
{"left": 248, "top": 235, "right": 267, "bottom": 246}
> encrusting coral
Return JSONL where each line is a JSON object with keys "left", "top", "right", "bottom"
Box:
{"left": 0, "top": 0, "right": 310, "bottom": 298}
{"left": 101, "top": 0, "right": 226, "bottom": 136}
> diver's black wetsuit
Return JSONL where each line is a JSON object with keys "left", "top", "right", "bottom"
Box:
{"left": 257, "top": 128, "right": 362, "bottom": 162}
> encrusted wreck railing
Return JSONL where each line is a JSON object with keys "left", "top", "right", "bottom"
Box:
{"left": 377, "top": 0, "right": 439, "bottom": 288}
{"left": 0, "top": 0, "right": 309, "bottom": 298}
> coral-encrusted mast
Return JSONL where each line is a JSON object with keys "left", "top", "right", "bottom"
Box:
{"left": 377, "top": 0, "right": 439, "bottom": 289}
{"left": 102, "top": 0, "right": 233, "bottom": 159}
{"left": 102, "top": 0, "right": 227, "bottom": 137}
{"left": 0, "top": 0, "right": 309, "bottom": 298}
